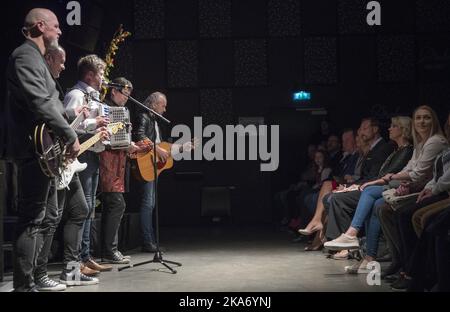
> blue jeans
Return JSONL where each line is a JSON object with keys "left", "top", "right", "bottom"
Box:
{"left": 140, "top": 181, "right": 156, "bottom": 245}
{"left": 78, "top": 151, "right": 99, "bottom": 262}
{"left": 350, "top": 185, "right": 385, "bottom": 258}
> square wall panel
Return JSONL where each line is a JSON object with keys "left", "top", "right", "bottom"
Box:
{"left": 200, "top": 89, "right": 234, "bottom": 126}
{"left": 167, "top": 41, "right": 198, "bottom": 88}
{"left": 416, "top": 0, "right": 450, "bottom": 32}
{"left": 134, "top": 0, "right": 165, "bottom": 39}
{"left": 304, "top": 37, "right": 337, "bottom": 84}
{"left": 199, "top": 0, "right": 232, "bottom": 38}
{"left": 199, "top": 40, "right": 234, "bottom": 87}
{"left": 234, "top": 40, "right": 268, "bottom": 86}
{"left": 166, "top": 0, "right": 198, "bottom": 38}
{"left": 133, "top": 41, "right": 166, "bottom": 90}
{"left": 268, "top": 0, "right": 301, "bottom": 37}
{"left": 377, "top": 35, "right": 415, "bottom": 82}
{"left": 232, "top": 0, "right": 267, "bottom": 37}
{"left": 302, "top": 0, "right": 337, "bottom": 35}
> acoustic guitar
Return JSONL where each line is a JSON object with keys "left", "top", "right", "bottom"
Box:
{"left": 131, "top": 138, "right": 198, "bottom": 182}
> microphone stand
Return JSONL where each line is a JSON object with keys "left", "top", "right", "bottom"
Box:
{"left": 118, "top": 94, "right": 182, "bottom": 274}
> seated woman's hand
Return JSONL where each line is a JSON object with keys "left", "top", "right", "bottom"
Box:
{"left": 394, "top": 182, "right": 410, "bottom": 196}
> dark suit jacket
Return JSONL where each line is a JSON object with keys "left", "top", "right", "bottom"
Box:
{"left": 357, "top": 138, "right": 396, "bottom": 184}
{"left": 0, "top": 39, "right": 76, "bottom": 160}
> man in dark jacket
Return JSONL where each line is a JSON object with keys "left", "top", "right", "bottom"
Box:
{"left": 324, "top": 118, "right": 395, "bottom": 239}
{"left": 133, "top": 92, "right": 169, "bottom": 252}
{"left": 1, "top": 8, "right": 79, "bottom": 292}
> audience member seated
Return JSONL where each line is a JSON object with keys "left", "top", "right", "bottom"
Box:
{"left": 299, "top": 129, "right": 360, "bottom": 251}
{"left": 377, "top": 106, "right": 448, "bottom": 282}
{"left": 388, "top": 112, "right": 450, "bottom": 291}
{"left": 323, "top": 116, "right": 414, "bottom": 272}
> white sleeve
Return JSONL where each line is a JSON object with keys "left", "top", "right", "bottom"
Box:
{"left": 64, "top": 90, "right": 84, "bottom": 121}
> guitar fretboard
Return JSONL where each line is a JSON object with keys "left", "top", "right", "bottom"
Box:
{"left": 78, "top": 133, "right": 102, "bottom": 155}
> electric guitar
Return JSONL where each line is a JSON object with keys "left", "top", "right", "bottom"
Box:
{"left": 34, "top": 112, "right": 85, "bottom": 178}
{"left": 56, "top": 122, "right": 124, "bottom": 190}
{"left": 131, "top": 138, "right": 198, "bottom": 182}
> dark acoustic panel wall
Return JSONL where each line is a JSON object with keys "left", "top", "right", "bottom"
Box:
{"left": 416, "top": 0, "right": 450, "bottom": 33}
{"left": 304, "top": 37, "right": 337, "bottom": 84}
{"left": 302, "top": 0, "right": 337, "bottom": 35}
{"left": 65, "top": 2, "right": 103, "bottom": 52}
{"left": 134, "top": 0, "right": 165, "bottom": 39}
{"left": 167, "top": 41, "right": 198, "bottom": 88}
{"left": 377, "top": 35, "right": 415, "bottom": 82}
{"left": 268, "top": 39, "right": 302, "bottom": 86}
{"left": 109, "top": 41, "right": 134, "bottom": 81}
{"left": 420, "top": 83, "right": 450, "bottom": 117}
{"left": 199, "top": 40, "right": 234, "bottom": 87}
{"left": 268, "top": 0, "right": 301, "bottom": 37}
{"left": 371, "top": 84, "right": 417, "bottom": 117}
{"left": 133, "top": 41, "right": 166, "bottom": 90}
{"left": 232, "top": 0, "right": 267, "bottom": 37}
{"left": 234, "top": 40, "right": 268, "bottom": 86}
{"left": 166, "top": 0, "right": 198, "bottom": 38}
{"left": 200, "top": 89, "right": 233, "bottom": 126}
{"left": 339, "top": 36, "right": 376, "bottom": 84}
{"left": 199, "top": 0, "right": 232, "bottom": 38}
{"left": 380, "top": 0, "right": 415, "bottom": 33}
{"left": 164, "top": 90, "right": 200, "bottom": 128}
{"left": 417, "top": 35, "right": 450, "bottom": 83}
{"left": 338, "top": 0, "right": 377, "bottom": 34}
{"left": 233, "top": 88, "right": 272, "bottom": 115}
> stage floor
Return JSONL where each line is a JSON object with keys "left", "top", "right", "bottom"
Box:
{"left": 1, "top": 225, "right": 392, "bottom": 292}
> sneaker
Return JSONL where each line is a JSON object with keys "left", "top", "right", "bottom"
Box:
{"left": 60, "top": 270, "right": 99, "bottom": 286}
{"left": 103, "top": 251, "right": 130, "bottom": 264}
{"left": 344, "top": 259, "right": 379, "bottom": 274}
{"left": 324, "top": 233, "right": 359, "bottom": 251}
{"left": 35, "top": 275, "right": 67, "bottom": 291}
{"left": 116, "top": 250, "right": 131, "bottom": 260}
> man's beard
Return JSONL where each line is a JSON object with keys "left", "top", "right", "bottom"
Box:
{"left": 44, "top": 37, "right": 59, "bottom": 50}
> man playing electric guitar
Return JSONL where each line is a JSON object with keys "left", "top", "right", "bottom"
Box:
{"left": 1, "top": 9, "right": 79, "bottom": 292}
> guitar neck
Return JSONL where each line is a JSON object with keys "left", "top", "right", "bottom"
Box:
{"left": 70, "top": 112, "right": 85, "bottom": 130}
{"left": 78, "top": 132, "right": 102, "bottom": 156}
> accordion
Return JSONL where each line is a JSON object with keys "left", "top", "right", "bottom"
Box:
{"left": 100, "top": 104, "right": 132, "bottom": 150}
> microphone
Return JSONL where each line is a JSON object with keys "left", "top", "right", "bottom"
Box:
{"left": 102, "top": 80, "right": 128, "bottom": 89}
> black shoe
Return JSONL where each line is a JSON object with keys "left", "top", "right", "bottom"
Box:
{"left": 384, "top": 274, "right": 399, "bottom": 283}
{"left": 381, "top": 262, "right": 401, "bottom": 279}
{"left": 391, "top": 275, "right": 411, "bottom": 291}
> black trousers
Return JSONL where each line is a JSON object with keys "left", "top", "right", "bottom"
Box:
{"left": 396, "top": 193, "right": 449, "bottom": 270}
{"left": 101, "top": 192, "right": 126, "bottom": 257}
{"left": 13, "top": 158, "right": 56, "bottom": 291}
{"left": 324, "top": 190, "right": 362, "bottom": 239}
{"left": 408, "top": 207, "right": 450, "bottom": 292}
{"left": 60, "top": 174, "right": 89, "bottom": 265}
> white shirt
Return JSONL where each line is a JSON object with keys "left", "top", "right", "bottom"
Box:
{"left": 64, "top": 81, "right": 105, "bottom": 153}
{"left": 155, "top": 120, "right": 161, "bottom": 144}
